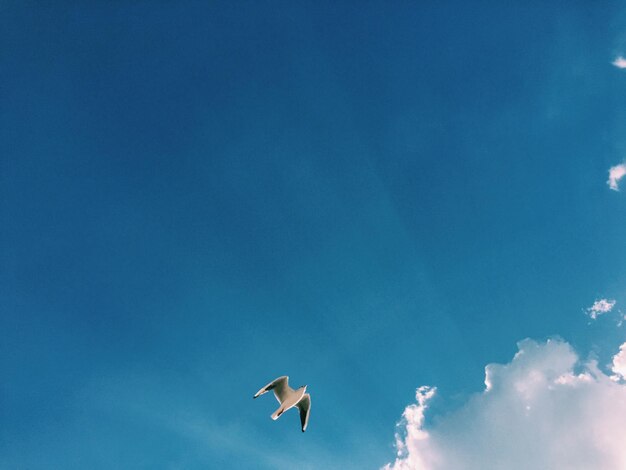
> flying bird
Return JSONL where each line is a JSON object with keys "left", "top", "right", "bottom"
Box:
{"left": 253, "top": 376, "right": 311, "bottom": 432}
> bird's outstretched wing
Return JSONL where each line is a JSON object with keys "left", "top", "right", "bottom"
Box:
{"left": 253, "top": 376, "right": 291, "bottom": 403}
{"left": 297, "top": 393, "right": 311, "bottom": 432}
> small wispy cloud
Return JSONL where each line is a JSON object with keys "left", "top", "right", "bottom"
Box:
{"left": 608, "top": 164, "right": 626, "bottom": 191}
{"left": 613, "top": 56, "right": 626, "bottom": 69}
{"left": 586, "top": 298, "right": 616, "bottom": 319}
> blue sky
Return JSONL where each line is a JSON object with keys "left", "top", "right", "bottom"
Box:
{"left": 2, "top": 3, "right": 626, "bottom": 469}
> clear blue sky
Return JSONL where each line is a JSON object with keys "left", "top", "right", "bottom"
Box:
{"left": 2, "top": 2, "right": 626, "bottom": 469}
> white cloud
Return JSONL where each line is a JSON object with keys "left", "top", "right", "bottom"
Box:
{"left": 383, "top": 339, "right": 626, "bottom": 470}
{"left": 608, "top": 164, "right": 626, "bottom": 191}
{"left": 612, "top": 343, "right": 626, "bottom": 381}
{"left": 613, "top": 56, "right": 626, "bottom": 69}
{"left": 586, "top": 298, "right": 616, "bottom": 319}
{"left": 389, "top": 386, "right": 439, "bottom": 470}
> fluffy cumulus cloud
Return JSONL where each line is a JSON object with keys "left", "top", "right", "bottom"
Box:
{"left": 613, "top": 56, "right": 626, "bottom": 69}
{"left": 383, "top": 339, "right": 626, "bottom": 470}
{"left": 586, "top": 298, "right": 616, "bottom": 319}
{"left": 607, "top": 163, "right": 626, "bottom": 191}
{"left": 612, "top": 343, "right": 626, "bottom": 381}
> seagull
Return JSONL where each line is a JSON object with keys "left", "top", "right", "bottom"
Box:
{"left": 253, "top": 376, "right": 311, "bottom": 432}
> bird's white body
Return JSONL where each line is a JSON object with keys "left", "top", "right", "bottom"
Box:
{"left": 254, "top": 376, "right": 311, "bottom": 432}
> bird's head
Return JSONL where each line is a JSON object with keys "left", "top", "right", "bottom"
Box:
{"left": 300, "top": 385, "right": 307, "bottom": 391}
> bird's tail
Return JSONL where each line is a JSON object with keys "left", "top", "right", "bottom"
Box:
{"left": 271, "top": 406, "right": 285, "bottom": 420}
